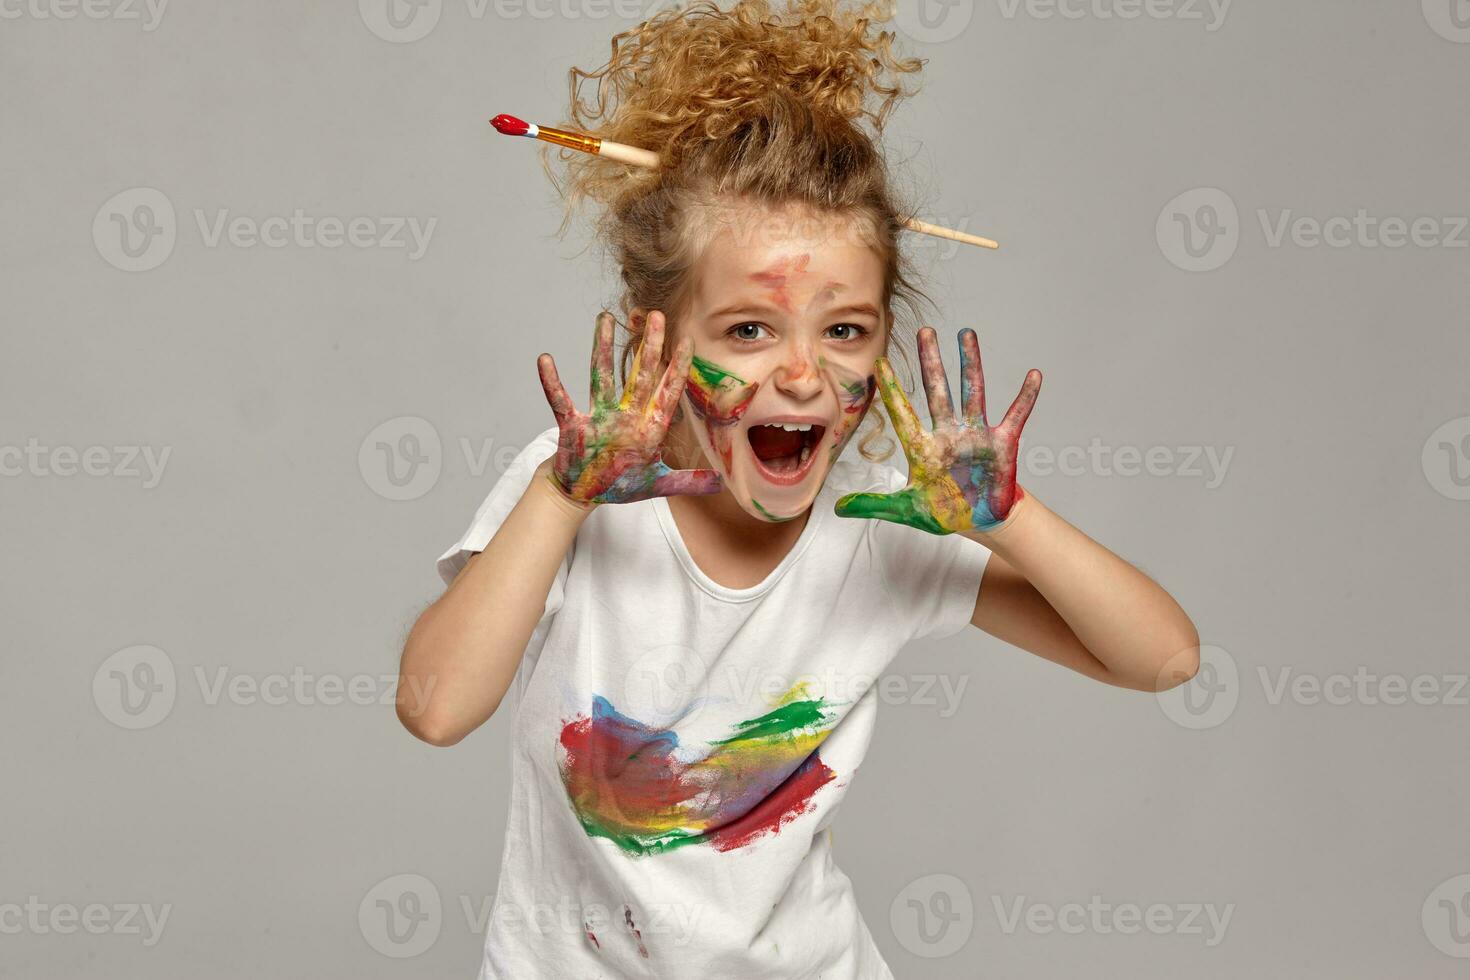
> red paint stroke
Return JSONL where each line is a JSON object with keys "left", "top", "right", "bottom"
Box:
{"left": 704, "top": 753, "right": 836, "bottom": 852}
{"left": 624, "top": 905, "right": 649, "bottom": 958}
{"left": 749, "top": 254, "right": 811, "bottom": 314}
{"left": 684, "top": 359, "right": 756, "bottom": 473}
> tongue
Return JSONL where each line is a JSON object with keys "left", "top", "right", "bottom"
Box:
{"left": 749, "top": 425, "right": 804, "bottom": 462}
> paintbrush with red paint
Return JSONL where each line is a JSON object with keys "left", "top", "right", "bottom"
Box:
{"left": 490, "top": 113, "right": 999, "bottom": 250}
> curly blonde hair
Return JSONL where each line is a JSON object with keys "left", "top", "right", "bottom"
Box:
{"left": 540, "top": 0, "right": 937, "bottom": 462}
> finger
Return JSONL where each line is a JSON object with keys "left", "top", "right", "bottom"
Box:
{"left": 537, "top": 353, "right": 576, "bottom": 425}
{"left": 589, "top": 312, "right": 616, "bottom": 410}
{"left": 623, "top": 310, "right": 665, "bottom": 411}
{"left": 874, "top": 357, "right": 926, "bottom": 457}
{"left": 916, "top": 326, "right": 955, "bottom": 426}
{"left": 648, "top": 335, "right": 693, "bottom": 434}
{"left": 651, "top": 462, "right": 724, "bottom": 497}
{"left": 999, "top": 369, "right": 1043, "bottom": 435}
{"left": 958, "top": 328, "right": 987, "bottom": 425}
{"left": 833, "top": 487, "right": 947, "bottom": 535}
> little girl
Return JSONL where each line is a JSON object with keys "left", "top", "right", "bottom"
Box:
{"left": 397, "top": 1, "right": 1199, "bottom": 976}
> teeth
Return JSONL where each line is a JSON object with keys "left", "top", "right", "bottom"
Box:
{"left": 771, "top": 423, "right": 812, "bottom": 432}
{"left": 799, "top": 445, "right": 810, "bottom": 463}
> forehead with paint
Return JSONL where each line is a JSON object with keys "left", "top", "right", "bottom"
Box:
{"left": 674, "top": 203, "right": 885, "bottom": 524}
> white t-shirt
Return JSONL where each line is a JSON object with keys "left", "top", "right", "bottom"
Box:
{"left": 437, "top": 425, "right": 991, "bottom": 980}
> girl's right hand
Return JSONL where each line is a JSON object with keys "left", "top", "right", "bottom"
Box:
{"left": 537, "top": 310, "right": 723, "bottom": 505}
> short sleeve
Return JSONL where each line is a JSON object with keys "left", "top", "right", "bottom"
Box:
{"left": 868, "top": 465, "right": 992, "bottom": 641}
{"left": 434, "top": 426, "right": 571, "bottom": 623}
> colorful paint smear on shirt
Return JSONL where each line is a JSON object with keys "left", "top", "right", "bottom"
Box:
{"left": 557, "top": 686, "right": 840, "bottom": 856}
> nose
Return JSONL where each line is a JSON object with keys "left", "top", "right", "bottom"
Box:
{"left": 773, "top": 342, "right": 823, "bottom": 401}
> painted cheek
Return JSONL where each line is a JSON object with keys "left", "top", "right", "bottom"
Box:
{"left": 818, "top": 356, "right": 877, "bottom": 463}
{"left": 684, "top": 354, "right": 758, "bottom": 471}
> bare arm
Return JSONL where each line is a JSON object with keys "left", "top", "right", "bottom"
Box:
{"left": 835, "top": 326, "right": 1199, "bottom": 693}
{"left": 395, "top": 310, "right": 719, "bottom": 746}
{"left": 395, "top": 459, "right": 592, "bottom": 746}
{"left": 966, "top": 492, "right": 1200, "bottom": 692}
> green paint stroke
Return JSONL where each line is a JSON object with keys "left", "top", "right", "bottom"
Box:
{"left": 751, "top": 497, "right": 799, "bottom": 522}
{"left": 690, "top": 354, "right": 746, "bottom": 389}
{"left": 834, "top": 490, "right": 949, "bottom": 536}
{"left": 818, "top": 359, "right": 869, "bottom": 402}
{"left": 711, "top": 697, "right": 837, "bottom": 747}
{"left": 577, "top": 817, "right": 703, "bottom": 856}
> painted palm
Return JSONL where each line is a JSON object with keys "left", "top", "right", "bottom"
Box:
{"left": 835, "top": 326, "right": 1041, "bottom": 535}
{"left": 538, "top": 311, "right": 722, "bottom": 504}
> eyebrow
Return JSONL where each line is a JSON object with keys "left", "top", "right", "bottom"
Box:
{"left": 708, "top": 301, "right": 882, "bottom": 319}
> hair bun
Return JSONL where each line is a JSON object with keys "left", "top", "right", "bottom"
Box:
{"left": 545, "top": 0, "right": 923, "bottom": 211}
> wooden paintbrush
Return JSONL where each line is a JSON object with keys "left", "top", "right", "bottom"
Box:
{"left": 491, "top": 113, "right": 999, "bottom": 250}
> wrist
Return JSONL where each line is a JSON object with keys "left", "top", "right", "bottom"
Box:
{"left": 965, "top": 485, "right": 1033, "bottom": 544}
{"left": 531, "top": 459, "right": 599, "bottom": 522}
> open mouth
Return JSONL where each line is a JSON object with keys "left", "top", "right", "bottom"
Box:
{"left": 746, "top": 422, "right": 827, "bottom": 486}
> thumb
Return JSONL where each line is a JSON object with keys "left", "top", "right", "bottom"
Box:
{"left": 833, "top": 487, "right": 948, "bottom": 535}
{"left": 651, "top": 464, "right": 723, "bottom": 498}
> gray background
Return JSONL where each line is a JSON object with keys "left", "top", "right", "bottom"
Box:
{"left": 3, "top": 0, "right": 1468, "bottom": 977}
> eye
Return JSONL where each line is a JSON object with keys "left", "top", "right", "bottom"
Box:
{"left": 825, "top": 323, "right": 870, "bottom": 342}
{"left": 727, "top": 322, "right": 771, "bottom": 342}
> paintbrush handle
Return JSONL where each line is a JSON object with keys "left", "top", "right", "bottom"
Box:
{"left": 597, "top": 139, "right": 661, "bottom": 169}
{"left": 902, "top": 218, "right": 999, "bottom": 250}
{"left": 500, "top": 116, "right": 999, "bottom": 249}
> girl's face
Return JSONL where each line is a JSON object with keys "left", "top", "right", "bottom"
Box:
{"left": 670, "top": 208, "right": 885, "bottom": 523}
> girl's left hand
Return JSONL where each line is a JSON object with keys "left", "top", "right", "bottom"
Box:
{"left": 834, "top": 326, "right": 1041, "bottom": 535}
